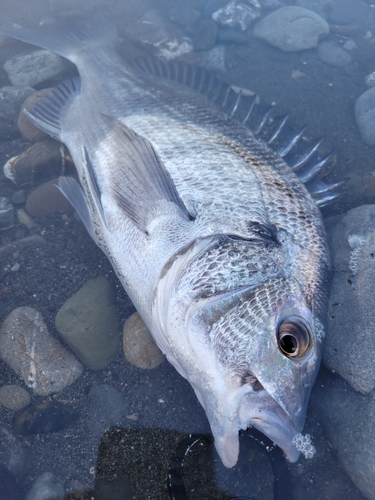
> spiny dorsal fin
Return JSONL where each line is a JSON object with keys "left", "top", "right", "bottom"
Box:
{"left": 103, "top": 119, "right": 192, "bottom": 231}
{"left": 24, "top": 77, "right": 80, "bottom": 140}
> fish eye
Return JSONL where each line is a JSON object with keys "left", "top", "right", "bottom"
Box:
{"left": 277, "top": 321, "right": 310, "bottom": 358}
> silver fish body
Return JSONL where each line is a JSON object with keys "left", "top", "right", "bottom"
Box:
{"left": 3, "top": 15, "right": 330, "bottom": 467}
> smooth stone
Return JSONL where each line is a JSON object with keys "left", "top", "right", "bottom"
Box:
{"left": 4, "top": 50, "right": 69, "bottom": 87}
{"left": 17, "top": 89, "right": 53, "bottom": 142}
{"left": 123, "top": 312, "right": 165, "bottom": 370}
{"left": 318, "top": 41, "right": 351, "bottom": 67}
{"left": 192, "top": 19, "right": 218, "bottom": 51}
{"left": 355, "top": 87, "right": 375, "bottom": 145}
{"left": 17, "top": 209, "right": 35, "bottom": 230}
{"left": 0, "top": 307, "right": 84, "bottom": 396}
{"left": 311, "top": 369, "right": 375, "bottom": 500}
{"left": 0, "top": 426, "right": 28, "bottom": 478}
{"left": 25, "top": 472, "right": 64, "bottom": 500}
{"left": 5, "top": 141, "right": 63, "bottom": 187}
{"left": 87, "top": 384, "right": 127, "bottom": 438}
{"left": 0, "top": 86, "right": 35, "bottom": 118}
{"left": 324, "top": 205, "right": 375, "bottom": 394}
{"left": 253, "top": 6, "right": 329, "bottom": 52}
{"left": 13, "top": 402, "right": 79, "bottom": 436}
{"left": 0, "top": 385, "right": 30, "bottom": 411}
{"left": 168, "top": 2, "right": 200, "bottom": 27}
{"left": 55, "top": 277, "right": 120, "bottom": 370}
{"left": 26, "top": 178, "right": 73, "bottom": 217}
{"left": 212, "top": 0, "right": 260, "bottom": 31}
{"left": 11, "top": 190, "right": 26, "bottom": 205}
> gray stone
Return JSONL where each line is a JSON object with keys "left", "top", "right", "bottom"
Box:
{"left": 318, "top": 41, "right": 351, "bottom": 67}
{"left": 355, "top": 87, "right": 375, "bottom": 145}
{"left": 324, "top": 205, "right": 375, "bottom": 394}
{"left": 329, "top": 0, "right": 369, "bottom": 25}
{"left": 26, "top": 178, "right": 73, "bottom": 217}
{"left": 311, "top": 369, "right": 375, "bottom": 500}
{"left": 25, "top": 472, "right": 64, "bottom": 500}
{"left": 253, "top": 6, "right": 329, "bottom": 52}
{"left": 4, "top": 50, "right": 69, "bottom": 87}
{"left": 123, "top": 312, "right": 165, "bottom": 370}
{"left": 0, "top": 307, "right": 84, "bottom": 395}
{"left": 0, "top": 86, "right": 35, "bottom": 117}
{"left": 0, "top": 385, "right": 30, "bottom": 411}
{"left": 192, "top": 19, "right": 218, "bottom": 51}
{"left": 55, "top": 277, "right": 120, "bottom": 370}
{"left": 87, "top": 384, "right": 127, "bottom": 438}
{"left": 0, "top": 426, "right": 28, "bottom": 478}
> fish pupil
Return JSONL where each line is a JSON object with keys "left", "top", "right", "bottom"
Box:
{"left": 280, "top": 334, "right": 298, "bottom": 354}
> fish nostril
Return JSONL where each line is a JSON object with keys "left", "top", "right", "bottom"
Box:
{"left": 242, "top": 373, "right": 264, "bottom": 392}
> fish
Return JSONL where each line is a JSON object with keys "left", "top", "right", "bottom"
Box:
{"left": 2, "top": 14, "right": 331, "bottom": 468}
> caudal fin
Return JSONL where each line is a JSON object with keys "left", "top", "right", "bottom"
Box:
{"left": 1, "top": 13, "right": 118, "bottom": 63}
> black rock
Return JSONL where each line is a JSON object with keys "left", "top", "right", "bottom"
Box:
{"left": 0, "top": 463, "right": 22, "bottom": 500}
{"left": 12, "top": 402, "right": 79, "bottom": 436}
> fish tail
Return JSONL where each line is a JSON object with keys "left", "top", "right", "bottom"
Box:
{"left": 1, "top": 13, "right": 118, "bottom": 63}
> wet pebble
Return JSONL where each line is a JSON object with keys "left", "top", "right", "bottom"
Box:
{"left": 25, "top": 472, "right": 64, "bottom": 500}
{"left": 324, "top": 205, "right": 375, "bottom": 395}
{"left": 87, "top": 384, "right": 127, "bottom": 438}
{"left": 11, "top": 190, "right": 26, "bottom": 205}
{"left": 4, "top": 140, "right": 64, "bottom": 186}
{"left": 0, "top": 85, "right": 35, "bottom": 139}
{"left": 0, "top": 198, "right": 15, "bottom": 231}
{"left": 312, "top": 369, "right": 375, "bottom": 500}
{"left": 318, "top": 41, "right": 351, "bottom": 67}
{"left": 123, "top": 312, "right": 165, "bottom": 370}
{"left": 253, "top": 6, "right": 329, "bottom": 52}
{"left": 355, "top": 87, "right": 375, "bottom": 145}
{"left": 13, "top": 402, "right": 79, "bottom": 436}
{"left": 4, "top": 49, "right": 69, "bottom": 87}
{"left": 192, "top": 19, "right": 218, "bottom": 51}
{"left": 17, "top": 209, "right": 35, "bottom": 230}
{"left": 0, "top": 426, "right": 28, "bottom": 478}
{"left": 55, "top": 277, "right": 120, "bottom": 370}
{"left": 0, "top": 235, "right": 46, "bottom": 261}
{"left": 0, "top": 307, "right": 84, "bottom": 395}
{"left": 0, "top": 385, "right": 30, "bottom": 411}
{"left": 26, "top": 178, "right": 73, "bottom": 217}
{"left": 17, "top": 89, "right": 53, "bottom": 142}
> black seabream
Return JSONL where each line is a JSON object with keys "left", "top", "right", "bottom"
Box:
{"left": 2, "top": 14, "right": 331, "bottom": 468}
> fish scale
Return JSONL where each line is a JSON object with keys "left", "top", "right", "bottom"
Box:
{"left": 2, "top": 14, "right": 330, "bottom": 469}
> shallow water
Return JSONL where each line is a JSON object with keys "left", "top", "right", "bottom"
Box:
{"left": 0, "top": 0, "right": 374, "bottom": 499}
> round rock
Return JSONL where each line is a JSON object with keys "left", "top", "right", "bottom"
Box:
{"left": 355, "top": 87, "right": 375, "bottom": 145}
{"left": 25, "top": 472, "right": 64, "bottom": 500}
{"left": 0, "top": 307, "right": 84, "bottom": 396}
{"left": 26, "top": 178, "right": 73, "bottom": 217}
{"left": 87, "top": 384, "right": 127, "bottom": 438}
{"left": 17, "top": 89, "right": 53, "bottom": 142}
{"left": 55, "top": 277, "right": 120, "bottom": 370}
{"left": 253, "top": 6, "right": 329, "bottom": 52}
{"left": 324, "top": 205, "right": 375, "bottom": 394}
{"left": 0, "top": 385, "right": 30, "bottom": 411}
{"left": 123, "top": 312, "right": 165, "bottom": 370}
{"left": 318, "top": 41, "right": 351, "bottom": 67}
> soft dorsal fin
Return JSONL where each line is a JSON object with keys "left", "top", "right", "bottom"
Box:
{"left": 100, "top": 119, "right": 192, "bottom": 232}
{"left": 24, "top": 77, "right": 80, "bottom": 141}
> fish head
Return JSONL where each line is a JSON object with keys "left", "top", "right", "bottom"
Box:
{"left": 153, "top": 236, "right": 326, "bottom": 468}
{"left": 194, "top": 278, "right": 324, "bottom": 468}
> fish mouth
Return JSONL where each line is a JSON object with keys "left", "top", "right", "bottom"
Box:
{"left": 210, "top": 390, "right": 302, "bottom": 468}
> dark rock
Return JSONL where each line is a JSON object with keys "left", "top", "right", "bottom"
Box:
{"left": 311, "top": 368, "right": 375, "bottom": 500}
{"left": 0, "top": 463, "right": 22, "bottom": 500}
{"left": 13, "top": 402, "right": 79, "bottom": 436}
{"left": 17, "top": 89, "right": 53, "bottom": 142}
{"left": 218, "top": 27, "right": 250, "bottom": 44}
{"left": 94, "top": 476, "right": 134, "bottom": 500}
{"left": 192, "top": 19, "right": 218, "bottom": 51}
{"left": 26, "top": 178, "right": 73, "bottom": 217}
{"left": 4, "top": 140, "right": 64, "bottom": 187}
{"left": 355, "top": 87, "right": 375, "bottom": 146}
{"left": 87, "top": 384, "right": 127, "bottom": 438}
{"left": 0, "top": 198, "right": 15, "bottom": 231}
{"left": 324, "top": 205, "right": 375, "bottom": 394}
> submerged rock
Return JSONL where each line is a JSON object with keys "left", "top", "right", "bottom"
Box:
{"left": 0, "top": 198, "right": 15, "bottom": 231}
{"left": 0, "top": 307, "right": 84, "bottom": 395}
{"left": 253, "top": 6, "right": 329, "bottom": 52}
{"left": 87, "top": 384, "right": 127, "bottom": 438}
{"left": 13, "top": 402, "right": 79, "bottom": 436}
{"left": 355, "top": 87, "right": 375, "bottom": 145}
{"left": 212, "top": 0, "right": 261, "bottom": 31}
{"left": 0, "top": 463, "right": 22, "bottom": 500}
{"left": 123, "top": 312, "right": 165, "bottom": 370}
{"left": 25, "top": 178, "right": 73, "bottom": 217}
{"left": 318, "top": 41, "right": 351, "bottom": 67}
{"left": 311, "top": 369, "right": 375, "bottom": 500}
{"left": 17, "top": 89, "right": 53, "bottom": 142}
{"left": 0, "top": 385, "right": 30, "bottom": 411}
{"left": 4, "top": 49, "right": 69, "bottom": 87}
{"left": 25, "top": 472, "right": 64, "bottom": 500}
{"left": 325, "top": 205, "right": 375, "bottom": 395}
{"left": 55, "top": 277, "right": 120, "bottom": 370}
